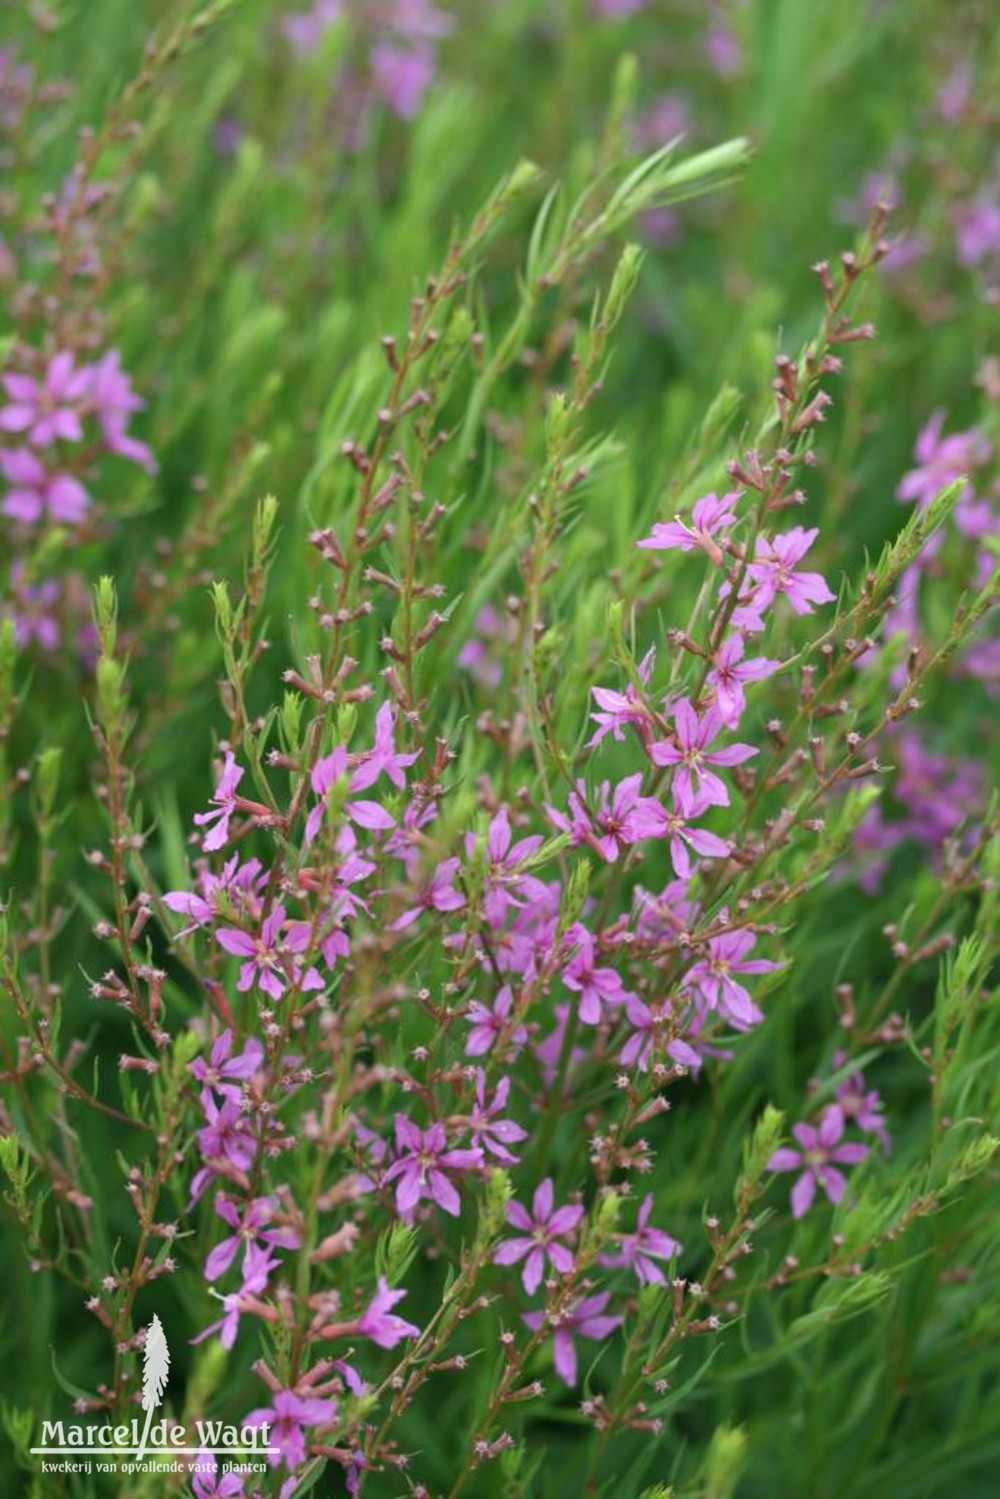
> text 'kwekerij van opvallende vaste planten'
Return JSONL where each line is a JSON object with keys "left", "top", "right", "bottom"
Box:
{"left": 0, "top": 3, "right": 998, "bottom": 1497}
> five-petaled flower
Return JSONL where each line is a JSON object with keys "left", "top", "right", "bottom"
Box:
{"left": 383, "top": 1117, "right": 483, "bottom": 1220}
{"left": 494, "top": 1178, "right": 584, "bottom": 1294}
{"left": 767, "top": 1108, "right": 869, "bottom": 1217}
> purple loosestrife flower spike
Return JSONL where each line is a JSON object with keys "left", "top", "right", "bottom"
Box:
{"left": 768, "top": 1108, "right": 869, "bottom": 1217}
{"left": 494, "top": 1178, "right": 585, "bottom": 1295}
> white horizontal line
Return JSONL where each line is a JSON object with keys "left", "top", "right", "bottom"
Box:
{"left": 30, "top": 1448, "right": 278, "bottom": 1455}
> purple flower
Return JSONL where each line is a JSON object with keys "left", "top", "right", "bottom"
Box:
{"left": 619, "top": 994, "right": 701, "bottom": 1074}
{"left": 204, "top": 1195, "right": 300, "bottom": 1282}
{"left": 469, "top": 807, "right": 544, "bottom": 926}
{"left": 599, "top": 1194, "right": 681, "bottom": 1285}
{"left": 682, "top": 926, "right": 781, "bottom": 1030}
{"left": 561, "top": 926, "right": 629, "bottom": 1025}
{"left": 650, "top": 701, "right": 756, "bottom": 816}
{"left": 953, "top": 198, "right": 1000, "bottom": 270}
{"left": 0, "top": 352, "right": 88, "bottom": 446}
{"left": 637, "top": 491, "right": 740, "bottom": 563}
{"left": 357, "top": 1277, "right": 420, "bottom": 1349}
{"left": 494, "top": 1179, "right": 584, "bottom": 1294}
{"left": 371, "top": 42, "right": 435, "bottom": 118}
{"left": 733, "top": 527, "right": 836, "bottom": 626}
{"left": 243, "top": 1389, "right": 337, "bottom": 1471}
{"left": 464, "top": 985, "right": 527, "bottom": 1056}
{"left": 524, "top": 1293, "right": 622, "bottom": 1386}
{"left": 587, "top": 647, "right": 655, "bottom": 747}
{"left": 191, "top": 1452, "right": 246, "bottom": 1498}
{"left": 192, "top": 1242, "right": 276, "bottom": 1351}
{"left": 768, "top": 1109, "right": 869, "bottom": 1217}
{"left": 468, "top": 1071, "right": 527, "bottom": 1164}
{"left": 383, "top": 1117, "right": 483, "bottom": 1220}
{"left": 216, "top": 905, "right": 323, "bottom": 1001}
{"left": 707, "top": 635, "right": 780, "bottom": 728}
{"left": 195, "top": 1089, "right": 257, "bottom": 1180}
{"left": 391, "top": 855, "right": 465, "bottom": 931}
{"left": 896, "top": 411, "right": 989, "bottom": 512}
{"left": 351, "top": 702, "right": 419, "bottom": 791}
{"left": 190, "top": 1031, "right": 264, "bottom": 1096}
{"left": 651, "top": 804, "right": 730, "bottom": 881}
{"left": 193, "top": 752, "right": 244, "bottom": 852}
{"left": 547, "top": 774, "right": 670, "bottom": 862}
{"left": 83, "top": 349, "right": 157, "bottom": 472}
{"left": 0, "top": 448, "right": 89, "bottom": 524}
{"left": 831, "top": 1056, "right": 891, "bottom": 1154}
{"left": 306, "top": 746, "right": 395, "bottom": 844}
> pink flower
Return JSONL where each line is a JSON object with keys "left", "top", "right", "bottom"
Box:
{"left": 469, "top": 807, "right": 544, "bottom": 926}
{"left": 468, "top": 1071, "right": 527, "bottom": 1164}
{"left": 649, "top": 700, "right": 756, "bottom": 816}
{"left": 637, "top": 491, "right": 740, "bottom": 562}
{"left": 193, "top": 751, "right": 244, "bottom": 852}
{"left": 194, "top": 1089, "right": 257, "bottom": 1187}
{"left": 383, "top": 1117, "right": 483, "bottom": 1220}
{"left": 192, "top": 1453, "right": 246, "bottom": 1498}
{"left": 306, "top": 746, "right": 395, "bottom": 844}
{"left": 524, "top": 1293, "right": 622, "bottom": 1386}
{"left": 391, "top": 855, "right": 465, "bottom": 930}
{"left": 831, "top": 1056, "right": 891, "bottom": 1154}
{"left": 619, "top": 994, "right": 701, "bottom": 1074}
{"left": 350, "top": 702, "right": 419, "bottom": 791}
{"left": 768, "top": 1109, "right": 869, "bottom": 1217}
{"left": 896, "top": 411, "right": 989, "bottom": 512}
{"left": 561, "top": 926, "right": 629, "bottom": 1024}
{"left": 357, "top": 1278, "right": 420, "bottom": 1349}
{"left": 464, "top": 985, "right": 527, "bottom": 1056}
{"left": 682, "top": 926, "right": 781, "bottom": 1029}
{"left": 547, "top": 774, "right": 669, "bottom": 862}
{"left": 243, "top": 1389, "right": 337, "bottom": 1470}
{"left": 192, "top": 1242, "right": 277, "bottom": 1351}
{"left": 216, "top": 905, "right": 323, "bottom": 1001}
{"left": 706, "top": 635, "right": 780, "bottom": 728}
{"left": 190, "top": 1031, "right": 264, "bottom": 1096}
{"left": 204, "top": 1195, "right": 299, "bottom": 1282}
{"left": 83, "top": 349, "right": 157, "bottom": 472}
{"left": 371, "top": 42, "right": 435, "bottom": 118}
{"left": 0, "top": 449, "right": 89, "bottom": 524}
{"left": 0, "top": 351, "right": 88, "bottom": 446}
{"left": 494, "top": 1178, "right": 584, "bottom": 1294}
{"left": 587, "top": 647, "right": 655, "bottom": 746}
{"left": 599, "top": 1194, "right": 681, "bottom": 1285}
{"left": 733, "top": 527, "right": 836, "bottom": 626}
{"left": 649, "top": 803, "right": 730, "bottom": 880}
